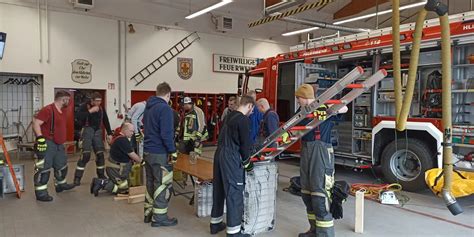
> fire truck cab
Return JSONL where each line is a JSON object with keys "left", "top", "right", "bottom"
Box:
{"left": 241, "top": 11, "right": 474, "bottom": 191}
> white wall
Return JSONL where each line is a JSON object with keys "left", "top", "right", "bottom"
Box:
{"left": 0, "top": 3, "right": 289, "bottom": 128}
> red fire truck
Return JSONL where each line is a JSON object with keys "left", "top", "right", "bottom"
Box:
{"left": 242, "top": 11, "right": 474, "bottom": 191}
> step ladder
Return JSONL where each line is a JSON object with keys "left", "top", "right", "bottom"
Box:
{"left": 130, "top": 32, "right": 200, "bottom": 86}
{"left": 251, "top": 67, "right": 388, "bottom": 162}
{"left": 0, "top": 134, "right": 21, "bottom": 198}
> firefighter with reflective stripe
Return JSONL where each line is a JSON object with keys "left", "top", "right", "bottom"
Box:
{"left": 32, "top": 90, "right": 76, "bottom": 202}
{"left": 180, "top": 97, "right": 208, "bottom": 155}
{"left": 90, "top": 122, "right": 142, "bottom": 196}
{"left": 74, "top": 92, "right": 114, "bottom": 186}
{"left": 290, "top": 84, "right": 348, "bottom": 237}
{"left": 210, "top": 95, "right": 255, "bottom": 237}
{"left": 143, "top": 82, "right": 178, "bottom": 227}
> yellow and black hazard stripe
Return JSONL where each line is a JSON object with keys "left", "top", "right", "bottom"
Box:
{"left": 248, "top": 0, "right": 333, "bottom": 28}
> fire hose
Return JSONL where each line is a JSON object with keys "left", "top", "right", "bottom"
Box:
{"left": 392, "top": 0, "right": 463, "bottom": 215}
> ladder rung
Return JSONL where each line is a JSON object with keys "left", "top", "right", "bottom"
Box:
{"left": 275, "top": 137, "right": 298, "bottom": 142}
{"left": 346, "top": 84, "right": 365, "bottom": 89}
{"left": 290, "top": 126, "right": 313, "bottom": 131}
{"left": 326, "top": 100, "right": 344, "bottom": 104}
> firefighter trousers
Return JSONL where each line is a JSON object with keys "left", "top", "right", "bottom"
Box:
{"left": 104, "top": 160, "right": 132, "bottom": 194}
{"left": 210, "top": 148, "right": 245, "bottom": 235}
{"left": 75, "top": 127, "right": 106, "bottom": 181}
{"left": 300, "top": 141, "right": 335, "bottom": 237}
{"left": 34, "top": 140, "right": 69, "bottom": 198}
{"left": 143, "top": 153, "right": 173, "bottom": 222}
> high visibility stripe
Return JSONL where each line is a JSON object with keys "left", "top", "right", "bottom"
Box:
{"left": 315, "top": 220, "right": 334, "bottom": 228}
{"left": 112, "top": 185, "right": 118, "bottom": 193}
{"left": 56, "top": 179, "right": 67, "bottom": 185}
{"left": 76, "top": 166, "right": 85, "bottom": 171}
{"left": 145, "top": 192, "right": 153, "bottom": 203}
{"left": 153, "top": 185, "right": 167, "bottom": 199}
{"left": 144, "top": 203, "right": 153, "bottom": 208}
{"left": 153, "top": 207, "right": 168, "bottom": 214}
{"left": 307, "top": 214, "right": 316, "bottom": 220}
{"left": 118, "top": 180, "right": 128, "bottom": 189}
{"left": 301, "top": 189, "right": 311, "bottom": 194}
{"left": 144, "top": 208, "right": 152, "bottom": 216}
{"left": 210, "top": 216, "right": 223, "bottom": 224}
{"left": 96, "top": 151, "right": 104, "bottom": 155}
{"left": 96, "top": 166, "right": 105, "bottom": 169}
{"left": 311, "top": 191, "right": 326, "bottom": 197}
{"left": 82, "top": 151, "right": 91, "bottom": 154}
{"left": 35, "top": 159, "right": 45, "bottom": 167}
{"left": 162, "top": 171, "right": 173, "bottom": 185}
{"left": 35, "top": 184, "right": 48, "bottom": 191}
{"left": 227, "top": 225, "right": 242, "bottom": 234}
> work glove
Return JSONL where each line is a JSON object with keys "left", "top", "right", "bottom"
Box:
{"left": 330, "top": 180, "right": 350, "bottom": 219}
{"left": 140, "top": 160, "right": 146, "bottom": 166}
{"left": 193, "top": 147, "right": 202, "bottom": 156}
{"left": 193, "top": 139, "right": 201, "bottom": 149}
{"left": 170, "top": 152, "right": 178, "bottom": 164}
{"left": 134, "top": 132, "right": 143, "bottom": 143}
{"left": 280, "top": 132, "right": 291, "bottom": 144}
{"left": 243, "top": 160, "right": 254, "bottom": 173}
{"left": 35, "top": 136, "right": 47, "bottom": 152}
{"left": 313, "top": 104, "right": 328, "bottom": 121}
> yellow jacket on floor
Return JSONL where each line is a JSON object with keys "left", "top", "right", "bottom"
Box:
{"left": 425, "top": 168, "right": 474, "bottom": 198}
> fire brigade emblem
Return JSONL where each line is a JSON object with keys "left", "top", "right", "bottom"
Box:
{"left": 178, "top": 57, "right": 193, "bottom": 80}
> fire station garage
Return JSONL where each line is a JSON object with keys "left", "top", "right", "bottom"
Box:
{"left": 0, "top": 0, "right": 473, "bottom": 236}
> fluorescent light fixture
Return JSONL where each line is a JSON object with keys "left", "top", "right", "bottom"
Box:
{"left": 185, "top": 0, "right": 232, "bottom": 19}
{"left": 282, "top": 27, "right": 320, "bottom": 36}
{"left": 282, "top": 1, "right": 426, "bottom": 36}
{"left": 334, "top": 1, "right": 427, "bottom": 25}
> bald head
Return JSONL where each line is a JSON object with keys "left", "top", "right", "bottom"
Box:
{"left": 121, "top": 122, "right": 135, "bottom": 138}
{"left": 257, "top": 98, "right": 270, "bottom": 114}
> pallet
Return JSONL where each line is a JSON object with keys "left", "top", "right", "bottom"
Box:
{"left": 113, "top": 185, "right": 146, "bottom": 203}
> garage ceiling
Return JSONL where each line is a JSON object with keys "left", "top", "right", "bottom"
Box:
{"left": 6, "top": 0, "right": 473, "bottom": 45}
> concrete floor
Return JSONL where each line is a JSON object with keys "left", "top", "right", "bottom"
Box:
{"left": 0, "top": 147, "right": 473, "bottom": 237}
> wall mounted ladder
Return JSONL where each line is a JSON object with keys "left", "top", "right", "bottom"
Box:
{"left": 130, "top": 32, "right": 200, "bottom": 86}
{"left": 251, "top": 67, "right": 388, "bottom": 162}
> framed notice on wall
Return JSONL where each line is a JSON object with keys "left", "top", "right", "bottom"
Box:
{"left": 213, "top": 54, "right": 258, "bottom": 74}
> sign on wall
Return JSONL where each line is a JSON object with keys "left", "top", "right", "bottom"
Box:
{"left": 177, "top": 57, "right": 193, "bottom": 80}
{"left": 213, "top": 54, "right": 258, "bottom": 74}
{"left": 71, "top": 59, "right": 92, "bottom": 84}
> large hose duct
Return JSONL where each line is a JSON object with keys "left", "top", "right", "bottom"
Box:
{"left": 392, "top": 0, "right": 402, "bottom": 121}
{"left": 282, "top": 17, "right": 368, "bottom": 33}
{"left": 395, "top": 8, "right": 427, "bottom": 131}
{"left": 392, "top": 0, "right": 463, "bottom": 215}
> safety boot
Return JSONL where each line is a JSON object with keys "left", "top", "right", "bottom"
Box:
{"left": 56, "top": 183, "right": 76, "bottom": 193}
{"left": 210, "top": 222, "right": 226, "bottom": 235}
{"left": 144, "top": 215, "right": 152, "bottom": 224}
{"left": 298, "top": 221, "right": 316, "bottom": 237}
{"left": 90, "top": 178, "right": 108, "bottom": 196}
{"left": 151, "top": 217, "right": 178, "bottom": 227}
{"left": 36, "top": 194, "right": 54, "bottom": 202}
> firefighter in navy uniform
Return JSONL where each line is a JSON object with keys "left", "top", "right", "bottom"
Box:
{"left": 32, "top": 90, "right": 76, "bottom": 202}
{"left": 180, "top": 97, "right": 208, "bottom": 155}
{"left": 74, "top": 92, "right": 114, "bottom": 186}
{"left": 143, "top": 82, "right": 178, "bottom": 227}
{"left": 289, "top": 84, "right": 347, "bottom": 237}
{"left": 90, "top": 122, "right": 142, "bottom": 196}
{"left": 210, "top": 95, "right": 255, "bottom": 237}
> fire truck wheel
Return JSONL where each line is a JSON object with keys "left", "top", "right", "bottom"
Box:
{"left": 381, "top": 138, "right": 434, "bottom": 192}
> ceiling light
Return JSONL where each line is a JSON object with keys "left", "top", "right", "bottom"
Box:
{"left": 282, "top": 1, "right": 426, "bottom": 36}
{"left": 282, "top": 27, "right": 320, "bottom": 36}
{"left": 185, "top": 0, "right": 232, "bottom": 19}
{"left": 333, "top": 1, "right": 427, "bottom": 25}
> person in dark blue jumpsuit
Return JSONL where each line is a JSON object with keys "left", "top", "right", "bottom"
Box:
{"left": 210, "top": 95, "right": 255, "bottom": 237}
{"left": 247, "top": 91, "right": 263, "bottom": 144}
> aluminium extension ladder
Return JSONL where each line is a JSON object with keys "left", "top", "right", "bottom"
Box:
{"left": 130, "top": 32, "right": 200, "bottom": 86}
{"left": 251, "top": 67, "right": 388, "bottom": 162}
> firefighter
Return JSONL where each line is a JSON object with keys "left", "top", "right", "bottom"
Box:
{"left": 169, "top": 100, "right": 181, "bottom": 148}
{"left": 74, "top": 92, "right": 114, "bottom": 186}
{"left": 90, "top": 122, "right": 142, "bottom": 196}
{"left": 210, "top": 95, "right": 255, "bottom": 237}
{"left": 291, "top": 84, "right": 347, "bottom": 237}
{"left": 32, "top": 90, "right": 76, "bottom": 202}
{"left": 220, "top": 96, "right": 237, "bottom": 122}
{"left": 247, "top": 91, "right": 263, "bottom": 144}
{"left": 143, "top": 82, "right": 178, "bottom": 227}
{"left": 127, "top": 100, "right": 146, "bottom": 153}
{"left": 180, "top": 97, "right": 208, "bottom": 155}
{"left": 256, "top": 98, "right": 280, "bottom": 147}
